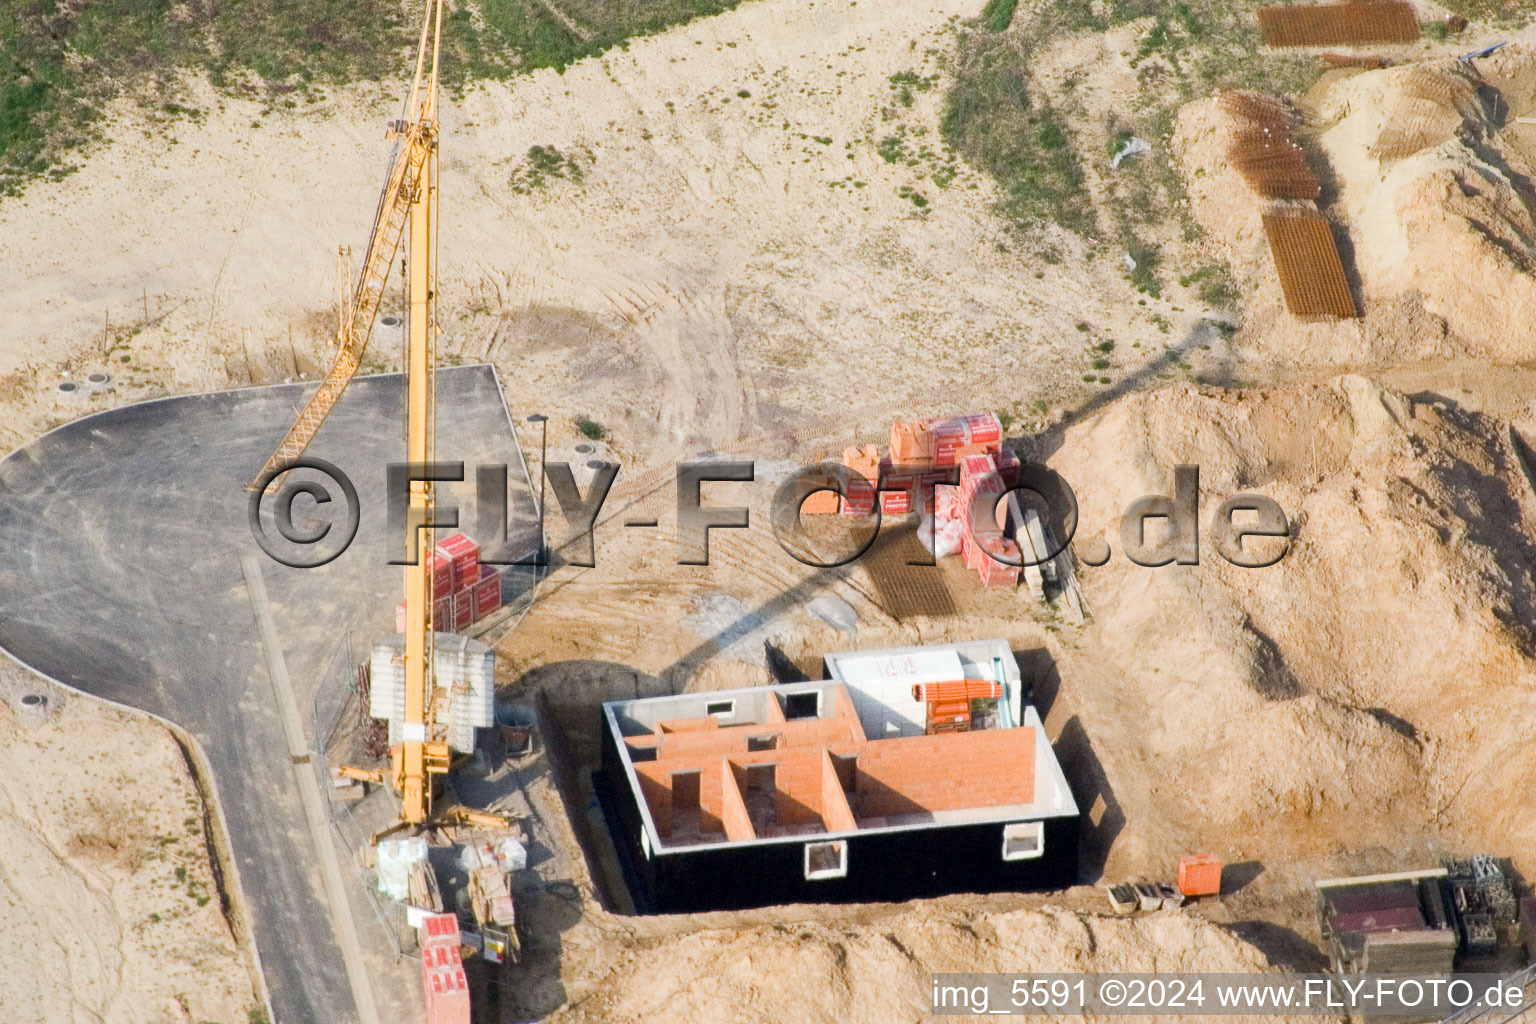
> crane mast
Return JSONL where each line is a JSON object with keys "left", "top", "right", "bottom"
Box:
{"left": 397, "top": 0, "right": 446, "bottom": 826}
{"left": 255, "top": 0, "right": 451, "bottom": 827}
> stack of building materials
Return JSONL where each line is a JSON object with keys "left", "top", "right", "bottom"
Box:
{"left": 461, "top": 837, "right": 527, "bottom": 964}
{"left": 475, "top": 564, "right": 502, "bottom": 619}
{"left": 396, "top": 531, "right": 512, "bottom": 634}
{"left": 839, "top": 445, "right": 882, "bottom": 518}
{"left": 369, "top": 633, "right": 496, "bottom": 754}
{"left": 890, "top": 413, "right": 1002, "bottom": 468}
{"left": 911, "top": 678, "right": 1003, "bottom": 734}
{"left": 1315, "top": 869, "right": 1458, "bottom": 974}
{"left": 418, "top": 913, "right": 471, "bottom": 1024}
{"left": 803, "top": 413, "right": 1074, "bottom": 594}
{"left": 376, "top": 836, "right": 431, "bottom": 902}
{"left": 1445, "top": 855, "right": 1520, "bottom": 961}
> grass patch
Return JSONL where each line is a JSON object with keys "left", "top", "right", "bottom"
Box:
{"left": 876, "top": 136, "right": 909, "bottom": 163}
{"left": 509, "top": 144, "right": 588, "bottom": 193}
{"left": 981, "top": 0, "right": 1018, "bottom": 32}
{"left": 942, "top": 32, "right": 1096, "bottom": 235}
{"left": 575, "top": 414, "right": 605, "bottom": 440}
{"left": 1179, "top": 262, "right": 1235, "bottom": 306}
{"left": 1431, "top": 0, "right": 1533, "bottom": 25}
{"left": 0, "top": 0, "right": 756, "bottom": 195}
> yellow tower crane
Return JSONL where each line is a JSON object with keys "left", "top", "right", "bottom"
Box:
{"left": 253, "top": 0, "right": 450, "bottom": 826}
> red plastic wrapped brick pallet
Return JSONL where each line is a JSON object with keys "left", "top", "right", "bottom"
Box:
{"left": 453, "top": 586, "right": 476, "bottom": 631}
{"left": 976, "top": 536, "right": 1021, "bottom": 587}
{"left": 890, "top": 413, "right": 1003, "bottom": 469}
{"left": 415, "top": 549, "right": 453, "bottom": 599}
{"left": 399, "top": 596, "right": 458, "bottom": 633}
{"left": 475, "top": 564, "right": 502, "bottom": 618}
{"left": 435, "top": 532, "right": 480, "bottom": 591}
{"left": 418, "top": 912, "right": 460, "bottom": 948}
{"left": 840, "top": 444, "right": 882, "bottom": 519}
{"left": 417, "top": 912, "right": 472, "bottom": 1024}
{"left": 424, "top": 966, "right": 471, "bottom": 1024}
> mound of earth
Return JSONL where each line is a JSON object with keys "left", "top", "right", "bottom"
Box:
{"left": 1174, "top": 50, "right": 1536, "bottom": 364}
{"left": 1048, "top": 375, "right": 1536, "bottom": 869}
{"left": 548, "top": 904, "right": 1290, "bottom": 1024}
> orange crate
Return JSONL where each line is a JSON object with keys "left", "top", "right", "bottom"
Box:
{"left": 1178, "top": 853, "right": 1223, "bottom": 897}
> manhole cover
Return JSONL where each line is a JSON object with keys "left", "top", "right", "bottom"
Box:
{"left": 574, "top": 443, "right": 595, "bottom": 455}
{"left": 380, "top": 315, "right": 402, "bottom": 327}
{"left": 87, "top": 372, "right": 111, "bottom": 385}
{"left": 58, "top": 381, "right": 79, "bottom": 393}
{"left": 20, "top": 694, "right": 45, "bottom": 707}
{"left": 586, "top": 459, "right": 605, "bottom": 470}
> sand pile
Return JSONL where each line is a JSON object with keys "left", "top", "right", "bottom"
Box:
{"left": 548, "top": 904, "right": 1290, "bottom": 1024}
{"left": 0, "top": 688, "right": 259, "bottom": 1024}
{"left": 1318, "top": 54, "right": 1536, "bottom": 358}
{"left": 1174, "top": 52, "right": 1536, "bottom": 364}
{"left": 1050, "top": 376, "right": 1536, "bottom": 865}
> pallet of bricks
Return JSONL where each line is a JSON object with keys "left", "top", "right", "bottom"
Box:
{"left": 418, "top": 912, "right": 472, "bottom": 1024}
{"left": 811, "top": 413, "right": 1025, "bottom": 588}
{"left": 396, "top": 531, "right": 503, "bottom": 635}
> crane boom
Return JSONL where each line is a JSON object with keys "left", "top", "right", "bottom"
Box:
{"left": 246, "top": 9, "right": 439, "bottom": 493}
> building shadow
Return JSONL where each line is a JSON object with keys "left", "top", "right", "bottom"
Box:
{"left": 1014, "top": 647, "right": 1060, "bottom": 721}
{"left": 475, "top": 876, "right": 585, "bottom": 1020}
{"left": 1052, "top": 715, "right": 1124, "bottom": 883}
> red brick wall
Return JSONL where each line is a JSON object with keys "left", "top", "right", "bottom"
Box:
{"left": 720, "top": 756, "right": 755, "bottom": 841}
{"left": 652, "top": 698, "right": 862, "bottom": 761}
{"left": 635, "top": 771, "right": 673, "bottom": 837}
{"left": 855, "top": 728, "right": 1034, "bottom": 818}
{"left": 821, "top": 750, "right": 858, "bottom": 832}
{"left": 631, "top": 694, "right": 1036, "bottom": 839}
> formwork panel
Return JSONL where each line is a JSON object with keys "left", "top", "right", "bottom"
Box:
{"left": 1258, "top": 2, "right": 1420, "bottom": 47}
{"left": 1262, "top": 209, "right": 1359, "bottom": 320}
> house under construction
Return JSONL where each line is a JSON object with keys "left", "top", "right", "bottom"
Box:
{"left": 596, "top": 639, "right": 1080, "bottom": 914}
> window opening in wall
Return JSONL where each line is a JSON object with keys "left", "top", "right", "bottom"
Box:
{"left": 782, "top": 691, "right": 820, "bottom": 720}
{"left": 805, "top": 839, "right": 848, "bottom": 880}
{"left": 1002, "top": 821, "right": 1045, "bottom": 861}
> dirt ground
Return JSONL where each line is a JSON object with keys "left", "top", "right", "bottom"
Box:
{"left": 0, "top": 667, "right": 260, "bottom": 1024}
{"left": 4, "top": 0, "right": 1536, "bottom": 1019}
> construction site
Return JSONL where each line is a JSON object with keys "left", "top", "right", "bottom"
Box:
{"left": 2, "top": 0, "right": 1536, "bottom": 1021}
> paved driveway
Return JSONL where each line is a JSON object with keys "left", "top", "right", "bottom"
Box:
{"left": 0, "top": 365, "right": 535, "bottom": 1024}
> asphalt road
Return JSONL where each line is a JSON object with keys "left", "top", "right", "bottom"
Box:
{"left": 0, "top": 365, "right": 537, "bottom": 1024}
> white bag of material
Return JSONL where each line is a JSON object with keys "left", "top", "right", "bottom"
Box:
{"left": 918, "top": 488, "right": 968, "bottom": 559}
{"left": 376, "top": 836, "right": 429, "bottom": 901}
{"left": 496, "top": 837, "right": 528, "bottom": 872}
